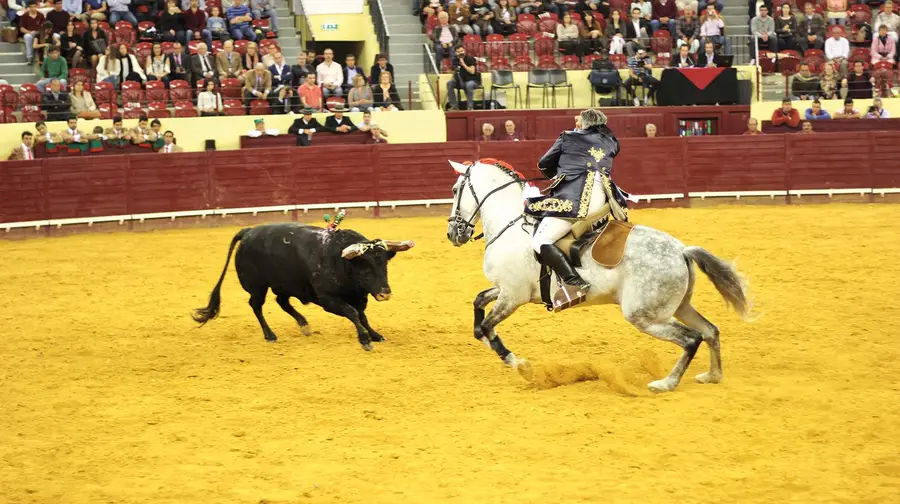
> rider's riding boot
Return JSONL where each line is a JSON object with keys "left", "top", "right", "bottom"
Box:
{"left": 538, "top": 244, "right": 590, "bottom": 312}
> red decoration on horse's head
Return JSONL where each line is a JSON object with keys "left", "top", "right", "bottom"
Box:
{"left": 478, "top": 158, "right": 526, "bottom": 180}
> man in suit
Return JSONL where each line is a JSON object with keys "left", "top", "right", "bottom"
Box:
{"left": 625, "top": 7, "right": 650, "bottom": 56}
{"left": 287, "top": 107, "right": 322, "bottom": 146}
{"left": 61, "top": 116, "right": 87, "bottom": 144}
{"left": 42, "top": 78, "right": 69, "bottom": 122}
{"left": 34, "top": 120, "right": 62, "bottom": 145}
{"left": 694, "top": 40, "right": 718, "bottom": 67}
{"left": 268, "top": 51, "right": 294, "bottom": 114}
{"left": 8, "top": 131, "right": 36, "bottom": 160}
{"left": 291, "top": 51, "right": 316, "bottom": 88}
{"left": 324, "top": 104, "right": 358, "bottom": 134}
{"left": 131, "top": 115, "right": 159, "bottom": 145}
{"left": 168, "top": 41, "right": 190, "bottom": 83}
{"left": 216, "top": 40, "right": 243, "bottom": 79}
{"left": 158, "top": 130, "right": 184, "bottom": 153}
{"left": 798, "top": 1, "right": 826, "bottom": 53}
{"left": 341, "top": 53, "right": 367, "bottom": 93}
{"left": 190, "top": 42, "right": 217, "bottom": 87}
{"left": 369, "top": 53, "right": 394, "bottom": 85}
{"left": 671, "top": 44, "right": 695, "bottom": 67}
{"left": 104, "top": 115, "right": 133, "bottom": 145}
{"left": 243, "top": 62, "right": 272, "bottom": 108}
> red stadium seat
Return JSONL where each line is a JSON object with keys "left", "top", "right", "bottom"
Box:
{"left": 516, "top": 14, "right": 537, "bottom": 36}
{"left": 121, "top": 80, "right": 143, "bottom": 103}
{"left": 138, "top": 21, "right": 156, "bottom": 41}
{"left": 803, "top": 48, "right": 825, "bottom": 74}
{"left": 258, "top": 38, "right": 279, "bottom": 56}
{"left": 425, "top": 15, "right": 440, "bottom": 38}
{"left": 147, "top": 101, "right": 170, "bottom": 118}
{"left": 169, "top": 79, "right": 192, "bottom": 101}
{"left": 476, "top": 59, "right": 490, "bottom": 73}
{"left": 560, "top": 55, "right": 580, "bottom": 70}
{"left": 537, "top": 54, "right": 560, "bottom": 69}
{"left": 211, "top": 40, "right": 223, "bottom": 54}
{"left": 779, "top": 51, "right": 801, "bottom": 75}
{"left": 251, "top": 19, "right": 270, "bottom": 31}
{"left": 115, "top": 25, "right": 136, "bottom": 46}
{"left": 850, "top": 47, "right": 870, "bottom": 64}
{"left": 93, "top": 81, "right": 115, "bottom": 103}
{"left": 650, "top": 29, "right": 671, "bottom": 55}
{"left": 19, "top": 83, "right": 41, "bottom": 105}
{"left": 610, "top": 54, "right": 628, "bottom": 69}
{"left": 220, "top": 78, "right": 242, "bottom": 98}
{"left": 21, "top": 105, "right": 45, "bottom": 122}
{"left": 538, "top": 17, "right": 557, "bottom": 34}
{"left": 485, "top": 34, "right": 507, "bottom": 60}
{"left": 98, "top": 102, "right": 118, "bottom": 119}
{"left": 582, "top": 53, "right": 604, "bottom": 69}
{"left": 145, "top": 80, "right": 168, "bottom": 101}
{"left": 491, "top": 55, "right": 511, "bottom": 71}
{"left": 507, "top": 33, "right": 529, "bottom": 58}
{"left": 534, "top": 32, "right": 556, "bottom": 56}
{"left": 134, "top": 41, "right": 152, "bottom": 62}
{"left": 174, "top": 101, "right": 199, "bottom": 117}
{"left": 114, "top": 20, "right": 133, "bottom": 31}
{"left": 850, "top": 4, "right": 871, "bottom": 23}
{"left": 223, "top": 99, "right": 245, "bottom": 115}
{"left": 463, "top": 34, "right": 484, "bottom": 58}
{"left": 234, "top": 39, "right": 249, "bottom": 55}
{"left": 569, "top": 12, "right": 582, "bottom": 22}
{"left": 325, "top": 96, "right": 345, "bottom": 111}
{"left": 249, "top": 99, "right": 271, "bottom": 115}
{"left": 161, "top": 41, "right": 176, "bottom": 54}
{"left": 0, "top": 107, "right": 17, "bottom": 123}
{"left": 188, "top": 40, "right": 202, "bottom": 54}
{"left": 123, "top": 103, "right": 144, "bottom": 119}
{"left": 512, "top": 54, "right": 534, "bottom": 71}
{"left": 98, "top": 22, "right": 113, "bottom": 42}
{"left": 0, "top": 84, "right": 19, "bottom": 110}
{"left": 73, "top": 20, "right": 87, "bottom": 36}
{"left": 655, "top": 52, "right": 671, "bottom": 67}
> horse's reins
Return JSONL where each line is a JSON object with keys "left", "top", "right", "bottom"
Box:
{"left": 449, "top": 165, "right": 545, "bottom": 249}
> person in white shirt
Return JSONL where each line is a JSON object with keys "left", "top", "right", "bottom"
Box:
{"left": 701, "top": 3, "right": 731, "bottom": 55}
{"left": 247, "top": 117, "right": 279, "bottom": 137}
{"left": 824, "top": 28, "right": 850, "bottom": 76}
{"left": 61, "top": 116, "right": 85, "bottom": 144}
{"left": 316, "top": 47, "right": 343, "bottom": 98}
{"left": 874, "top": 0, "right": 900, "bottom": 41}
{"left": 197, "top": 79, "right": 223, "bottom": 116}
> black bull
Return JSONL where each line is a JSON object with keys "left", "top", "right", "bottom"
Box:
{"left": 192, "top": 223, "right": 414, "bottom": 351}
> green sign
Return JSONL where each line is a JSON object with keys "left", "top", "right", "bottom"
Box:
{"left": 321, "top": 23, "right": 338, "bottom": 31}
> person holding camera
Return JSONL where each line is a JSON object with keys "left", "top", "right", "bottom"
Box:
{"left": 446, "top": 45, "right": 479, "bottom": 110}
{"left": 624, "top": 48, "right": 659, "bottom": 106}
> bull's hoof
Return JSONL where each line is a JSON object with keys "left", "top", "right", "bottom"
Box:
{"left": 300, "top": 325, "right": 312, "bottom": 336}
{"left": 361, "top": 343, "right": 374, "bottom": 352}
{"left": 264, "top": 332, "right": 278, "bottom": 342}
{"left": 369, "top": 332, "right": 384, "bottom": 342}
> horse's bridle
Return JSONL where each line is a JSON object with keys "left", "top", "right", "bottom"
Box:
{"left": 449, "top": 164, "right": 543, "bottom": 249}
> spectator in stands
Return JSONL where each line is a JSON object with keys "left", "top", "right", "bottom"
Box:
{"left": 818, "top": 61, "right": 843, "bottom": 98}
{"left": 348, "top": 74, "right": 374, "bottom": 112}
{"left": 268, "top": 51, "right": 293, "bottom": 114}
{"left": 20, "top": 3, "right": 46, "bottom": 64}
{"left": 825, "top": 0, "right": 847, "bottom": 27}
{"left": 47, "top": 0, "right": 70, "bottom": 35}
{"left": 159, "top": 0, "right": 185, "bottom": 43}
{"left": 243, "top": 62, "right": 271, "bottom": 107}
{"left": 168, "top": 41, "right": 189, "bottom": 82}
{"left": 316, "top": 47, "right": 343, "bottom": 98}
{"left": 117, "top": 43, "right": 146, "bottom": 84}
{"left": 631, "top": 0, "right": 652, "bottom": 20}
{"left": 287, "top": 108, "right": 321, "bottom": 146}
{"left": 699, "top": 0, "right": 722, "bottom": 12}
{"left": 625, "top": 7, "right": 650, "bottom": 56}
{"left": 216, "top": 40, "right": 241, "bottom": 79}
{"left": 374, "top": 71, "right": 403, "bottom": 110}
{"left": 8, "top": 131, "right": 36, "bottom": 161}
{"left": 833, "top": 96, "right": 860, "bottom": 118}
{"left": 871, "top": 24, "right": 895, "bottom": 63}
{"left": 420, "top": 0, "right": 443, "bottom": 20}
{"left": 805, "top": 99, "right": 832, "bottom": 119}
{"left": 575, "top": 0, "right": 610, "bottom": 20}
{"left": 846, "top": 60, "right": 874, "bottom": 98}
{"left": 84, "top": 0, "right": 108, "bottom": 21}
{"left": 645, "top": 123, "right": 657, "bottom": 137}
{"left": 557, "top": 12, "right": 584, "bottom": 59}
{"left": 865, "top": 97, "right": 890, "bottom": 118}
{"left": 37, "top": 46, "right": 68, "bottom": 92}
{"left": 70, "top": 80, "right": 100, "bottom": 119}
{"left": 675, "top": 7, "right": 700, "bottom": 54}
{"left": 290, "top": 51, "right": 315, "bottom": 87}
{"left": 42, "top": 78, "right": 69, "bottom": 121}
{"left": 62, "top": 0, "right": 87, "bottom": 22}
{"left": 791, "top": 62, "right": 821, "bottom": 99}
{"left": 7, "top": 0, "right": 24, "bottom": 25}
{"left": 299, "top": 73, "right": 323, "bottom": 111}
{"left": 342, "top": 53, "right": 367, "bottom": 93}
{"left": 61, "top": 115, "right": 86, "bottom": 143}
{"left": 479, "top": 122, "right": 495, "bottom": 141}
{"left": 448, "top": 0, "right": 473, "bottom": 34}
{"left": 132, "top": 115, "right": 158, "bottom": 144}
{"left": 227, "top": 0, "right": 256, "bottom": 40}
{"left": 84, "top": 18, "right": 107, "bottom": 67}
{"left": 800, "top": 121, "right": 814, "bottom": 133}
{"left": 580, "top": 12, "right": 604, "bottom": 54}
{"left": 250, "top": 0, "right": 277, "bottom": 33}
{"left": 775, "top": 3, "right": 796, "bottom": 51}
{"left": 191, "top": 42, "right": 216, "bottom": 87}
{"left": 207, "top": 5, "right": 228, "bottom": 42}
{"left": 446, "top": 45, "right": 478, "bottom": 110}
{"left": 366, "top": 124, "right": 388, "bottom": 144}
{"left": 146, "top": 43, "right": 171, "bottom": 84}
{"left": 370, "top": 54, "right": 395, "bottom": 85}
{"left": 104, "top": 115, "right": 132, "bottom": 142}
{"left": 502, "top": 119, "right": 521, "bottom": 141}
{"left": 825, "top": 26, "right": 849, "bottom": 76}
{"left": 157, "top": 131, "right": 183, "bottom": 153}
{"left": 107, "top": 0, "right": 137, "bottom": 26}
{"left": 625, "top": 48, "right": 658, "bottom": 105}
{"left": 652, "top": 0, "right": 677, "bottom": 35}
{"left": 32, "top": 22, "right": 56, "bottom": 65}
{"left": 751, "top": 5, "right": 776, "bottom": 60}
{"left": 247, "top": 117, "right": 278, "bottom": 136}
{"left": 35, "top": 121, "right": 62, "bottom": 144}
{"left": 150, "top": 119, "right": 164, "bottom": 149}
{"left": 96, "top": 46, "right": 119, "bottom": 85}
{"left": 59, "top": 21, "right": 83, "bottom": 69}
{"left": 184, "top": 0, "right": 211, "bottom": 48}
{"left": 356, "top": 110, "right": 373, "bottom": 130}
{"left": 672, "top": 43, "right": 695, "bottom": 66}
{"left": 798, "top": 2, "right": 826, "bottom": 54}
{"left": 433, "top": 11, "right": 459, "bottom": 64}
{"left": 874, "top": 1, "right": 900, "bottom": 41}
{"left": 494, "top": 0, "right": 517, "bottom": 35}
{"left": 469, "top": 0, "right": 495, "bottom": 36}
{"left": 606, "top": 9, "right": 627, "bottom": 54}
{"left": 197, "top": 78, "right": 223, "bottom": 115}
{"left": 324, "top": 105, "right": 357, "bottom": 133}
{"left": 695, "top": 40, "right": 717, "bottom": 66}
{"left": 771, "top": 97, "right": 801, "bottom": 128}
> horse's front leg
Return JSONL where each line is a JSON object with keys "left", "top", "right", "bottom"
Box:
{"left": 479, "top": 291, "right": 523, "bottom": 367}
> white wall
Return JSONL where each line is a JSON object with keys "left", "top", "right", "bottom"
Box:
{"left": 294, "top": 0, "right": 363, "bottom": 14}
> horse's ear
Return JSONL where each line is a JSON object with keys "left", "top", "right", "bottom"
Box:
{"left": 449, "top": 160, "right": 468, "bottom": 174}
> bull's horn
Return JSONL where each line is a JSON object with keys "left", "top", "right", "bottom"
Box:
{"left": 341, "top": 243, "right": 368, "bottom": 259}
{"left": 449, "top": 160, "right": 468, "bottom": 174}
{"left": 382, "top": 240, "right": 415, "bottom": 252}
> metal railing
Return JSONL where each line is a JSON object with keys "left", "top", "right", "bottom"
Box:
{"left": 423, "top": 42, "right": 441, "bottom": 106}
{"left": 368, "top": 0, "right": 391, "bottom": 56}
{"left": 294, "top": 0, "right": 314, "bottom": 50}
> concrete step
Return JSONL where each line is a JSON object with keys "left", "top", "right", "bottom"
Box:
{"left": 386, "top": 24, "right": 425, "bottom": 35}
{"left": 0, "top": 52, "right": 27, "bottom": 64}
{"left": 2, "top": 73, "right": 38, "bottom": 85}
{"left": 390, "top": 33, "right": 425, "bottom": 44}
{"left": 0, "top": 43, "right": 23, "bottom": 54}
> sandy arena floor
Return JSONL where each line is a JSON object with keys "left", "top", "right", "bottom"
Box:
{"left": 1, "top": 204, "right": 899, "bottom": 504}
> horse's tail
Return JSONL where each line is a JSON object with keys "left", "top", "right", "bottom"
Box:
{"left": 683, "top": 246, "right": 752, "bottom": 320}
{"left": 192, "top": 228, "right": 248, "bottom": 325}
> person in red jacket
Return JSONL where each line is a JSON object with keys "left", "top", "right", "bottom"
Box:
{"left": 771, "top": 97, "right": 801, "bottom": 128}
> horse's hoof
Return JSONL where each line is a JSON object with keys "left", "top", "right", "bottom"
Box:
{"left": 264, "top": 334, "right": 278, "bottom": 343}
{"left": 369, "top": 332, "right": 385, "bottom": 342}
{"left": 480, "top": 336, "right": 491, "bottom": 349}
{"left": 300, "top": 325, "right": 312, "bottom": 336}
{"left": 695, "top": 372, "right": 723, "bottom": 384}
{"left": 361, "top": 343, "right": 373, "bottom": 352}
{"left": 503, "top": 352, "right": 518, "bottom": 368}
{"left": 648, "top": 378, "right": 676, "bottom": 393}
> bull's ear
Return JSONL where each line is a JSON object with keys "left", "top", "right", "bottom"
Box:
{"left": 341, "top": 243, "right": 367, "bottom": 260}
{"left": 449, "top": 160, "right": 468, "bottom": 174}
{"left": 382, "top": 240, "right": 415, "bottom": 252}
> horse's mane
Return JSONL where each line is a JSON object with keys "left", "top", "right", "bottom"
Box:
{"left": 476, "top": 158, "right": 527, "bottom": 185}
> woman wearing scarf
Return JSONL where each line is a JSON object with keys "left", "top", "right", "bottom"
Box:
{"left": 117, "top": 43, "right": 147, "bottom": 85}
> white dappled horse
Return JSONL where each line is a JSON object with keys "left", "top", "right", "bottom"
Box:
{"left": 446, "top": 160, "right": 751, "bottom": 393}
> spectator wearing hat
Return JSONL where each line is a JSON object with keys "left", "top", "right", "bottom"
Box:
{"left": 247, "top": 117, "right": 279, "bottom": 137}
{"left": 287, "top": 108, "right": 322, "bottom": 146}
{"left": 158, "top": 131, "right": 184, "bottom": 153}
{"left": 833, "top": 97, "right": 861, "bottom": 118}
{"left": 771, "top": 97, "right": 800, "bottom": 128}
{"left": 324, "top": 105, "right": 358, "bottom": 133}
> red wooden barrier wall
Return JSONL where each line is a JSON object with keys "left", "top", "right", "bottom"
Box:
{"left": 2, "top": 131, "right": 900, "bottom": 226}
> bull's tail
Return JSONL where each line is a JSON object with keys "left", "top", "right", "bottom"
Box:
{"left": 683, "top": 246, "right": 753, "bottom": 321}
{"left": 192, "top": 228, "right": 248, "bottom": 325}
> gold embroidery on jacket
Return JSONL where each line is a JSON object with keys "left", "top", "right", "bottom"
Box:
{"left": 577, "top": 170, "right": 596, "bottom": 219}
{"left": 528, "top": 198, "right": 574, "bottom": 213}
{"left": 588, "top": 147, "right": 606, "bottom": 162}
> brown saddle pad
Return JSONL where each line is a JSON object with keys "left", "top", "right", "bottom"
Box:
{"left": 590, "top": 220, "right": 635, "bottom": 268}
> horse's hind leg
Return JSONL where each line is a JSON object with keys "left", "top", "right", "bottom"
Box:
{"left": 473, "top": 287, "right": 500, "bottom": 342}
{"left": 479, "top": 291, "right": 522, "bottom": 367}
{"left": 676, "top": 303, "right": 722, "bottom": 384}
{"left": 625, "top": 310, "right": 703, "bottom": 393}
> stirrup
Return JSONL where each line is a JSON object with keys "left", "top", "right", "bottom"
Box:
{"left": 552, "top": 284, "right": 588, "bottom": 312}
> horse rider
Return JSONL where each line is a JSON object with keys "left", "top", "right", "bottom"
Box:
{"left": 525, "top": 108, "right": 629, "bottom": 311}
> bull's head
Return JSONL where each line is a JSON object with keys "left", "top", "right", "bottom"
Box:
{"left": 341, "top": 239, "right": 415, "bottom": 301}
